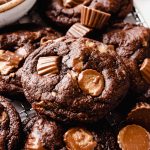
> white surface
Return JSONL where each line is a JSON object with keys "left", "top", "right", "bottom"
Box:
{"left": 133, "top": 0, "right": 150, "bottom": 27}
{"left": 0, "top": 0, "right": 36, "bottom": 28}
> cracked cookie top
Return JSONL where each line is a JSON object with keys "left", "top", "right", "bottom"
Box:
{"left": 22, "top": 36, "right": 129, "bottom": 122}
{"left": 102, "top": 23, "right": 150, "bottom": 96}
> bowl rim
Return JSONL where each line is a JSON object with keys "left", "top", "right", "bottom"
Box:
{"left": 0, "top": 0, "right": 25, "bottom": 13}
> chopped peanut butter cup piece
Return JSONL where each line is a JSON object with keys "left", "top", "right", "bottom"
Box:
{"left": 37, "top": 56, "right": 59, "bottom": 76}
{"left": 140, "top": 58, "right": 150, "bottom": 84}
{"left": 118, "top": 125, "right": 150, "bottom": 150}
{"left": 64, "top": 128, "right": 97, "bottom": 150}
{"left": 63, "top": 0, "right": 85, "bottom": 8}
{"left": 81, "top": 6, "right": 111, "bottom": 29}
{"left": 0, "top": 50, "right": 4, "bottom": 54}
{"left": 66, "top": 23, "right": 92, "bottom": 38}
{"left": 72, "top": 57, "right": 83, "bottom": 72}
{"left": 40, "top": 37, "right": 53, "bottom": 46}
{"left": 15, "top": 46, "right": 28, "bottom": 58}
{"left": 127, "top": 102, "right": 150, "bottom": 131}
{"left": 0, "top": 61, "right": 14, "bottom": 75}
{"left": 78, "top": 69, "right": 104, "bottom": 96}
{"left": 0, "top": 111, "right": 7, "bottom": 123}
{"left": 25, "top": 119, "right": 45, "bottom": 150}
{"left": 0, "top": 51, "right": 22, "bottom": 66}
{"left": 0, "top": 50, "right": 22, "bottom": 75}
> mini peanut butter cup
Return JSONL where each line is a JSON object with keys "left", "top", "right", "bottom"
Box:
{"left": 64, "top": 128, "right": 97, "bottom": 150}
{"left": 37, "top": 56, "right": 59, "bottom": 76}
{"left": 0, "top": 50, "right": 22, "bottom": 75}
{"left": 81, "top": 6, "right": 111, "bottom": 29}
{"left": 78, "top": 69, "right": 104, "bottom": 96}
{"left": 127, "top": 102, "right": 150, "bottom": 131}
{"left": 140, "top": 58, "right": 150, "bottom": 84}
{"left": 118, "top": 125, "right": 150, "bottom": 150}
{"left": 66, "top": 23, "right": 92, "bottom": 38}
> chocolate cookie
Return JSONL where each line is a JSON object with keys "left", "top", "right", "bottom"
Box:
{"left": 88, "top": 0, "right": 133, "bottom": 21}
{"left": 44, "top": 0, "right": 132, "bottom": 29}
{"left": 0, "top": 96, "right": 21, "bottom": 150}
{"left": 23, "top": 116, "right": 119, "bottom": 149}
{"left": 22, "top": 36, "right": 129, "bottom": 122}
{"left": 102, "top": 23, "right": 150, "bottom": 97}
{"left": 0, "top": 24, "right": 61, "bottom": 95}
{"left": 23, "top": 117, "right": 64, "bottom": 150}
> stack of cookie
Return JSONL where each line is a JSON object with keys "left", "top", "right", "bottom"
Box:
{"left": 0, "top": 0, "right": 150, "bottom": 149}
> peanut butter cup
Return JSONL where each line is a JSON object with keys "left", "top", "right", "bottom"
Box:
{"left": 127, "top": 102, "right": 150, "bottom": 131}
{"left": 118, "top": 125, "right": 150, "bottom": 150}
{"left": 66, "top": 23, "right": 92, "bottom": 38}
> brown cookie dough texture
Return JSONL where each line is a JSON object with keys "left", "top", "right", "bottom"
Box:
{"left": 24, "top": 118, "right": 64, "bottom": 150}
{"left": 88, "top": 0, "right": 133, "bottom": 19}
{"left": 102, "top": 23, "right": 150, "bottom": 96}
{"left": 118, "top": 125, "right": 150, "bottom": 150}
{"left": 0, "top": 96, "right": 21, "bottom": 150}
{"left": 140, "top": 58, "right": 150, "bottom": 85}
{"left": 22, "top": 36, "right": 129, "bottom": 122}
{"left": 0, "top": 25, "right": 61, "bottom": 95}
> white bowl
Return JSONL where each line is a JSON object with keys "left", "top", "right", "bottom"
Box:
{"left": 0, "top": 0, "right": 37, "bottom": 28}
